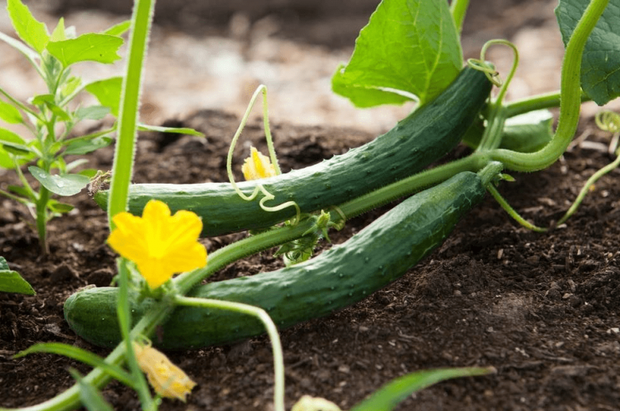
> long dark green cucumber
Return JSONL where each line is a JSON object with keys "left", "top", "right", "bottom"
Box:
{"left": 94, "top": 68, "right": 491, "bottom": 237}
{"left": 66, "top": 172, "right": 486, "bottom": 350}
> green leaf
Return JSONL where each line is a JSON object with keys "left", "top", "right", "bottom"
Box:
{"left": 77, "top": 168, "right": 98, "bottom": 178}
{"left": 0, "top": 147, "right": 14, "bottom": 168}
{"left": 0, "top": 257, "right": 35, "bottom": 295}
{"left": 64, "top": 136, "right": 113, "bottom": 155}
{"left": 0, "top": 128, "right": 27, "bottom": 146}
{"left": 0, "top": 257, "right": 8, "bottom": 271}
{"left": 332, "top": 0, "right": 463, "bottom": 108}
{"left": 555, "top": 0, "right": 620, "bottom": 105}
{"left": 28, "top": 166, "right": 89, "bottom": 196}
{"left": 46, "top": 34, "right": 123, "bottom": 68}
{"left": 65, "top": 159, "right": 89, "bottom": 171}
{"left": 69, "top": 369, "right": 115, "bottom": 411}
{"left": 75, "top": 106, "right": 111, "bottom": 121}
{"left": 15, "top": 343, "right": 134, "bottom": 387}
{"left": 502, "top": 110, "right": 554, "bottom": 153}
{"left": 351, "top": 367, "right": 495, "bottom": 411}
{"left": 6, "top": 0, "right": 49, "bottom": 53}
{"left": 103, "top": 20, "right": 131, "bottom": 37}
{"left": 0, "top": 100, "right": 23, "bottom": 124}
{"left": 48, "top": 199, "right": 74, "bottom": 214}
{"left": 7, "top": 185, "right": 30, "bottom": 197}
{"left": 61, "top": 76, "right": 82, "bottom": 100}
{"left": 2, "top": 143, "right": 30, "bottom": 156}
{"left": 138, "top": 123, "right": 205, "bottom": 137}
{"left": 85, "top": 77, "right": 122, "bottom": 117}
{"left": 50, "top": 17, "right": 66, "bottom": 42}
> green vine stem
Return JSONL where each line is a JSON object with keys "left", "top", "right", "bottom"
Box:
{"left": 486, "top": 184, "right": 547, "bottom": 232}
{"left": 471, "top": 40, "right": 518, "bottom": 152}
{"left": 489, "top": 0, "right": 609, "bottom": 172}
{"left": 103, "top": 0, "right": 158, "bottom": 408}
{"left": 504, "top": 90, "right": 590, "bottom": 118}
{"left": 174, "top": 296, "right": 285, "bottom": 411}
{"left": 556, "top": 112, "right": 620, "bottom": 226}
{"left": 556, "top": 152, "right": 620, "bottom": 226}
{"left": 106, "top": 0, "right": 155, "bottom": 227}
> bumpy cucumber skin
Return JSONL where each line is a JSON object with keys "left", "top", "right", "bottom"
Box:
{"left": 66, "top": 172, "right": 486, "bottom": 350}
{"left": 94, "top": 68, "right": 491, "bottom": 237}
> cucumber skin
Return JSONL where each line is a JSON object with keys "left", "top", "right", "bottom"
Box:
{"left": 94, "top": 68, "right": 491, "bottom": 237}
{"left": 66, "top": 172, "right": 486, "bottom": 350}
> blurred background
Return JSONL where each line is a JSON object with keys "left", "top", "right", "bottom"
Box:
{"left": 1, "top": 0, "right": 595, "bottom": 135}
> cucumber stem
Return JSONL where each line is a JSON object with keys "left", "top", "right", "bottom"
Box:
{"left": 504, "top": 90, "right": 590, "bottom": 118}
{"left": 489, "top": 0, "right": 609, "bottom": 172}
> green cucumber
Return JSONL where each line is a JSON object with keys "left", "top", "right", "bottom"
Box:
{"left": 95, "top": 67, "right": 491, "bottom": 237}
{"left": 66, "top": 171, "right": 486, "bottom": 350}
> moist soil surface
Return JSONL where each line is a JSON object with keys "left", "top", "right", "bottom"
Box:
{"left": 1, "top": 110, "right": 619, "bottom": 411}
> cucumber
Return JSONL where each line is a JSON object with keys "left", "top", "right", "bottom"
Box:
{"left": 95, "top": 67, "right": 491, "bottom": 237}
{"left": 66, "top": 172, "right": 486, "bottom": 350}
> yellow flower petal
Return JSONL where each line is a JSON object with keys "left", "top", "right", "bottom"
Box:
{"left": 242, "top": 147, "right": 276, "bottom": 180}
{"left": 133, "top": 342, "right": 196, "bottom": 401}
{"left": 107, "top": 200, "right": 208, "bottom": 289}
{"left": 108, "top": 212, "right": 149, "bottom": 263}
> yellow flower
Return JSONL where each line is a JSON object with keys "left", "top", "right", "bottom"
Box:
{"left": 133, "top": 342, "right": 196, "bottom": 401}
{"left": 107, "top": 200, "right": 207, "bottom": 289}
{"left": 242, "top": 146, "right": 277, "bottom": 180}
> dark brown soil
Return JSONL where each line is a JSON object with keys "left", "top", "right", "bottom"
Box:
{"left": 1, "top": 107, "right": 619, "bottom": 411}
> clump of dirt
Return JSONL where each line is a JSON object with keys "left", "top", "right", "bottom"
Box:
{"left": 1, "top": 109, "right": 619, "bottom": 411}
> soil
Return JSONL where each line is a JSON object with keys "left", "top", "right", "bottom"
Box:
{"left": 1, "top": 1, "right": 620, "bottom": 411}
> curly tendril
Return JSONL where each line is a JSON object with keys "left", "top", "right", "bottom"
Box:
{"left": 226, "top": 85, "right": 301, "bottom": 224}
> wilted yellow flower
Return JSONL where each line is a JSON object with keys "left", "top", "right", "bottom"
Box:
{"left": 107, "top": 200, "right": 207, "bottom": 289}
{"left": 291, "top": 395, "right": 341, "bottom": 411}
{"left": 242, "top": 146, "right": 276, "bottom": 180}
{"left": 133, "top": 342, "right": 196, "bottom": 401}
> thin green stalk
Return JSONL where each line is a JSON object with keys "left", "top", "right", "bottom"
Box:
{"left": 505, "top": 90, "right": 590, "bottom": 118}
{"left": 117, "top": 260, "right": 155, "bottom": 411}
{"left": 61, "top": 127, "right": 115, "bottom": 145}
{"left": 337, "top": 153, "right": 490, "bottom": 219}
{"left": 174, "top": 296, "right": 285, "bottom": 411}
{"left": 0, "top": 85, "right": 43, "bottom": 121}
{"left": 107, "top": 0, "right": 155, "bottom": 227}
{"left": 556, "top": 150, "right": 620, "bottom": 225}
{"left": 486, "top": 184, "right": 547, "bottom": 232}
{"left": 35, "top": 187, "right": 50, "bottom": 255}
{"left": 450, "top": 0, "right": 470, "bottom": 34}
{"left": 489, "top": 0, "right": 609, "bottom": 172}
{"left": 475, "top": 40, "right": 517, "bottom": 152}
{"left": 0, "top": 188, "right": 29, "bottom": 205}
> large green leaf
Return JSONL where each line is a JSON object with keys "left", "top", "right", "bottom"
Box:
{"left": 47, "top": 34, "right": 123, "bottom": 68}
{"left": 351, "top": 367, "right": 494, "bottom": 411}
{"left": 0, "top": 257, "right": 35, "bottom": 295}
{"left": 6, "top": 0, "right": 49, "bottom": 53}
{"left": 556, "top": 0, "right": 620, "bottom": 105}
{"left": 332, "top": 0, "right": 462, "bottom": 108}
